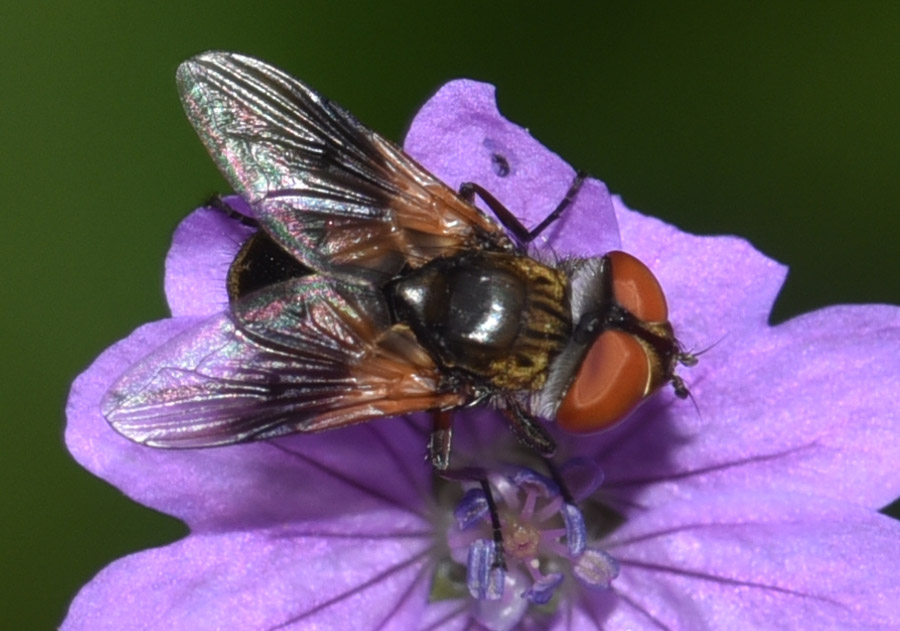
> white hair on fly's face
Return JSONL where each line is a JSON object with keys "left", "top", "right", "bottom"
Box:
{"left": 531, "top": 256, "right": 608, "bottom": 420}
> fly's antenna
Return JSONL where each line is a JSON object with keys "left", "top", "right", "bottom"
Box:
{"left": 672, "top": 333, "right": 727, "bottom": 418}
{"left": 676, "top": 331, "right": 729, "bottom": 371}
{"left": 684, "top": 332, "right": 728, "bottom": 360}
{"left": 672, "top": 374, "right": 703, "bottom": 420}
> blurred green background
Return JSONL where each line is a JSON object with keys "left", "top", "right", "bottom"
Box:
{"left": 3, "top": 2, "right": 899, "bottom": 628}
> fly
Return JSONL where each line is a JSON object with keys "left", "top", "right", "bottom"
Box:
{"left": 102, "top": 52, "right": 696, "bottom": 469}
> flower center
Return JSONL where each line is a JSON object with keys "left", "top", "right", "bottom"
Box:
{"left": 434, "top": 460, "right": 620, "bottom": 631}
{"left": 505, "top": 517, "right": 540, "bottom": 560}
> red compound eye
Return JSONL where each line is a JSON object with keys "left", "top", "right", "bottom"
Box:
{"left": 557, "top": 251, "right": 672, "bottom": 433}
{"left": 556, "top": 330, "right": 651, "bottom": 433}
{"left": 607, "top": 250, "right": 668, "bottom": 323}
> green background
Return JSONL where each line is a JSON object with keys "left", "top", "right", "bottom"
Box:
{"left": 4, "top": 2, "right": 899, "bottom": 628}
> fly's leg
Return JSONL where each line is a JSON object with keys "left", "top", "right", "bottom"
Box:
{"left": 459, "top": 170, "right": 588, "bottom": 247}
{"left": 428, "top": 409, "right": 454, "bottom": 470}
{"left": 204, "top": 194, "right": 259, "bottom": 228}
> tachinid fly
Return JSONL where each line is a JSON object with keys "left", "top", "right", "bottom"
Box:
{"left": 102, "top": 52, "right": 696, "bottom": 469}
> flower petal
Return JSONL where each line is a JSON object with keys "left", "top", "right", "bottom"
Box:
{"left": 66, "top": 319, "right": 432, "bottom": 531}
{"left": 404, "top": 79, "right": 620, "bottom": 257}
{"left": 597, "top": 491, "right": 900, "bottom": 631}
{"left": 613, "top": 198, "right": 788, "bottom": 344}
{"left": 595, "top": 303, "right": 900, "bottom": 510}
{"left": 164, "top": 196, "right": 254, "bottom": 317}
{"left": 61, "top": 528, "right": 431, "bottom": 631}
{"left": 562, "top": 197, "right": 900, "bottom": 510}
{"left": 419, "top": 601, "right": 471, "bottom": 631}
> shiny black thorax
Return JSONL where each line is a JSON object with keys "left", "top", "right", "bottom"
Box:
{"left": 387, "top": 251, "right": 571, "bottom": 391}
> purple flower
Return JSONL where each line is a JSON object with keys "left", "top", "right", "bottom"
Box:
{"left": 63, "top": 79, "right": 900, "bottom": 631}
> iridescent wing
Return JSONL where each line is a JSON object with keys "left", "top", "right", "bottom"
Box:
{"left": 177, "top": 51, "right": 512, "bottom": 284}
{"left": 103, "top": 276, "right": 464, "bottom": 447}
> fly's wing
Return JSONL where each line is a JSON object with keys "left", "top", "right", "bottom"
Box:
{"left": 102, "top": 276, "right": 464, "bottom": 447}
{"left": 177, "top": 51, "right": 511, "bottom": 284}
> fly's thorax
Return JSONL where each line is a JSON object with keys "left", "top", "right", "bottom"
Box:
{"left": 386, "top": 251, "right": 571, "bottom": 391}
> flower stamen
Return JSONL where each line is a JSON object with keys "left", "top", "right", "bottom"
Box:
{"left": 442, "top": 460, "right": 619, "bottom": 631}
